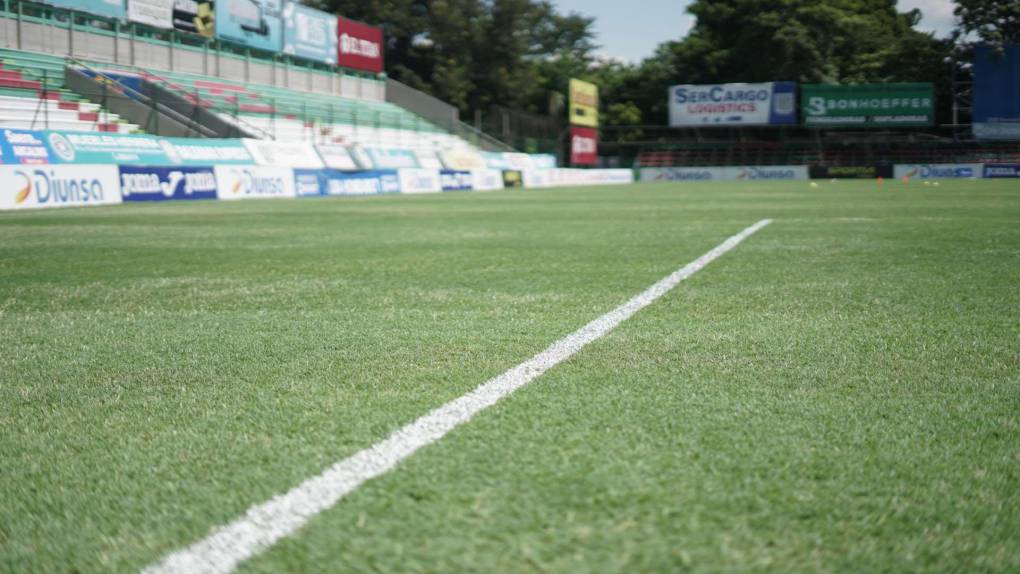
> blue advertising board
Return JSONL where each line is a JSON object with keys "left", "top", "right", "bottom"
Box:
{"left": 216, "top": 0, "right": 284, "bottom": 52}
{"left": 119, "top": 166, "right": 218, "bottom": 201}
{"left": 293, "top": 169, "right": 326, "bottom": 196}
{"left": 40, "top": 0, "right": 125, "bottom": 19}
{"left": 0, "top": 129, "right": 55, "bottom": 164}
{"left": 440, "top": 170, "right": 472, "bottom": 191}
{"left": 983, "top": 164, "right": 1020, "bottom": 178}
{"left": 973, "top": 45, "right": 1020, "bottom": 140}
{"left": 321, "top": 169, "right": 400, "bottom": 196}
{"left": 282, "top": 2, "right": 337, "bottom": 65}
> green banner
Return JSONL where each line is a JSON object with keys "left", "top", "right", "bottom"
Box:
{"left": 802, "top": 84, "right": 934, "bottom": 127}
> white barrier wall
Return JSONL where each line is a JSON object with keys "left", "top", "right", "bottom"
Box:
{"left": 640, "top": 166, "right": 808, "bottom": 182}
{"left": 893, "top": 164, "right": 984, "bottom": 179}
{"left": 0, "top": 165, "right": 121, "bottom": 210}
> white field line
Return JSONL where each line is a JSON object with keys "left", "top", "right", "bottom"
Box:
{"left": 144, "top": 218, "right": 773, "bottom": 574}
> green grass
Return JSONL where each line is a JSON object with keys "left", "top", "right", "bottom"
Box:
{"left": 1, "top": 180, "right": 1018, "bottom": 573}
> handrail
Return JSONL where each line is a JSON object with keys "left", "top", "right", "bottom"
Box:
{"left": 65, "top": 56, "right": 218, "bottom": 137}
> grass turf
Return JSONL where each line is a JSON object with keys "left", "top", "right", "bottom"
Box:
{"left": 1, "top": 180, "right": 1018, "bottom": 572}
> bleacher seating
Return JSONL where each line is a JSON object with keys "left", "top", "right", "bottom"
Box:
{"left": 0, "top": 49, "right": 138, "bottom": 133}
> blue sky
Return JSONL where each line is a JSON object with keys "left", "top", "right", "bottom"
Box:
{"left": 552, "top": 0, "right": 957, "bottom": 64}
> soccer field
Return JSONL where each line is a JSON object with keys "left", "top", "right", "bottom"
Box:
{"left": 1, "top": 180, "right": 1018, "bottom": 572}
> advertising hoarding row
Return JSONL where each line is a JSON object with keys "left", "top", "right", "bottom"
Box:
{"left": 973, "top": 45, "right": 1020, "bottom": 140}
{"left": 669, "top": 82, "right": 796, "bottom": 127}
{"left": 640, "top": 166, "right": 808, "bottom": 182}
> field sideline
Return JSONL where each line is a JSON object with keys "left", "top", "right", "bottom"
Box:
{"left": 1, "top": 180, "right": 1018, "bottom": 572}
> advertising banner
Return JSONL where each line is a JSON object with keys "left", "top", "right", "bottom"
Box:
{"left": 337, "top": 16, "right": 384, "bottom": 73}
{"left": 414, "top": 150, "right": 444, "bottom": 170}
{"left": 570, "top": 126, "right": 598, "bottom": 166}
{"left": 173, "top": 0, "right": 214, "bottom": 37}
{"left": 0, "top": 129, "right": 55, "bottom": 164}
{"left": 522, "top": 170, "right": 552, "bottom": 188}
{"left": 569, "top": 79, "right": 599, "bottom": 128}
{"left": 216, "top": 0, "right": 283, "bottom": 52}
{"left": 398, "top": 168, "right": 442, "bottom": 194}
{"left": 440, "top": 170, "right": 473, "bottom": 192}
{"left": 242, "top": 139, "right": 324, "bottom": 168}
{"left": 669, "top": 82, "right": 796, "bottom": 126}
{"left": 282, "top": 2, "right": 337, "bottom": 65}
{"left": 128, "top": 0, "right": 174, "bottom": 28}
{"left": 639, "top": 166, "right": 808, "bottom": 182}
{"left": 983, "top": 164, "right": 1020, "bottom": 178}
{"left": 973, "top": 45, "right": 1020, "bottom": 140}
{"left": 119, "top": 166, "right": 218, "bottom": 201}
{"left": 163, "top": 138, "right": 253, "bottom": 165}
{"left": 483, "top": 152, "right": 509, "bottom": 170}
{"left": 802, "top": 84, "right": 934, "bottom": 127}
{"left": 292, "top": 169, "right": 326, "bottom": 197}
{"left": 364, "top": 147, "right": 419, "bottom": 170}
{"left": 530, "top": 154, "right": 557, "bottom": 169}
{"left": 214, "top": 165, "right": 295, "bottom": 200}
{"left": 439, "top": 149, "right": 486, "bottom": 171}
{"left": 315, "top": 145, "right": 359, "bottom": 170}
{"left": 322, "top": 169, "right": 400, "bottom": 195}
{"left": 471, "top": 169, "right": 504, "bottom": 191}
{"left": 0, "top": 165, "right": 121, "bottom": 210}
{"left": 547, "top": 169, "right": 634, "bottom": 187}
{"left": 46, "top": 131, "right": 171, "bottom": 165}
{"left": 808, "top": 165, "right": 893, "bottom": 179}
{"left": 40, "top": 0, "right": 125, "bottom": 19}
{"left": 893, "top": 164, "right": 983, "bottom": 179}
{"left": 502, "top": 153, "right": 534, "bottom": 171}
{"left": 502, "top": 170, "right": 523, "bottom": 188}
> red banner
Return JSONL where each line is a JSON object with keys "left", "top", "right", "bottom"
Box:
{"left": 570, "top": 126, "right": 598, "bottom": 166}
{"left": 337, "top": 17, "right": 384, "bottom": 73}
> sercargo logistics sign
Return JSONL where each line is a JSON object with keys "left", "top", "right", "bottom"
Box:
{"left": 282, "top": 2, "right": 337, "bottom": 66}
{"left": 39, "top": 0, "right": 125, "bottom": 19}
{"left": 128, "top": 0, "right": 174, "bottom": 28}
{"left": 569, "top": 79, "right": 599, "bottom": 128}
{"left": 802, "top": 83, "right": 934, "bottom": 127}
{"left": 669, "top": 82, "right": 796, "bottom": 126}
{"left": 337, "top": 16, "right": 384, "bottom": 73}
{"left": 216, "top": 0, "right": 283, "bottom": 52}
{"left": 973, "top": 45, "right": 1020, "bottom": 140}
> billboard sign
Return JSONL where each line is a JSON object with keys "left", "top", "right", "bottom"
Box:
{"left": 40, "top": 0, "right": 125, "bottom": 19}
{"left": 214, "top": 166, "right": 295, "bottom": 200}
{"left": 973, "top": 45, "right": 1020, "bottom": 140}
{"left": 570, "top": 126, "right": 598, "bottom": 166}
{"left": 440, "top": 170, "right": 473, "bottom": 192}
{"left": 173, "top": 0, "right": 214, "bottom": 36}
{"left": 0, "top": 129, "right": 55, "bottom": 164}
{"left": 893, "top": 164, "right": 982, "bottom": 179}
{"left": 242, "top": 139, "right": 324, "bottom": 168}
{"left": 215, "top": 0, "right": 283, "bottom": 52}
{"left": 397, "top": 169, "right": 442, "bottom": 194}
{"left": 471, "top": 169, "right": 504, "bottom": 191}
{"left": 669, "top": 82, "right": 796, "bottom": 126}
{"left": 808, "top": 165, "right": 894, "bottom": 179}
{"left": 569, "top": 79, "right": 599, "bottom": 128}
{"left": 322, "top": 169, "right": 400, "bottom": 195}
{"left": 365, "top": 147, "right": 419, "bottom": 169}
{"left": 802, "top": 84, "right": 934, "bottom": 127}
{"left": 315, "top": 145, "right": 359, "bottom": 170}
{"left": 0, "top": 165, "right": 121, "bottom": 210}
{"left": 282, "top": 2, "right": 337, "bottom": 65}
{"left": 292, "top": 169, "right": 326, "bottom": 197}
{"left": 983, "top": 164, "right": 1020, "bottom": 178}
{"left": 128, "top": 0, "right": 174, "bottom": 28}
{"left": 119, "top": 166, "right": 218, "bottom": 201}
{"left": 337, "top": 17, "right": 384, "bottom": 73}
{"left": 640, "top": 166, "right": 808, "bottom": 182}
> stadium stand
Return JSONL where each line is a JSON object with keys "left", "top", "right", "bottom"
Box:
{"left": 0, "top": 48, "right": 138, "bottom": 132}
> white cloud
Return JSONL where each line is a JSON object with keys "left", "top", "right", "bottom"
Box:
{"left": 898, "top": 0, "right": 957, "bottom": 37}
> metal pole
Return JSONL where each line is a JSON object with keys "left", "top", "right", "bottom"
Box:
{"left": 15, "top": 0, "right": 22, "bottom": 50}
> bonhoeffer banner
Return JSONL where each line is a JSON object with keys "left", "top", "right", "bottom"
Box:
{"left": 215, "top": 0, "right": 283, "bottom": 52}
{"left": 337, "top": 16, "right": 384, "bottom": 73}
{"left": 802, "top": 83, "right": 934, "bottom": 127}
{"left": 282, "top": 2, "right": 337, "bottom": 66}
{"left": 669, "top": 82, "right": 796, "bottom": 126}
